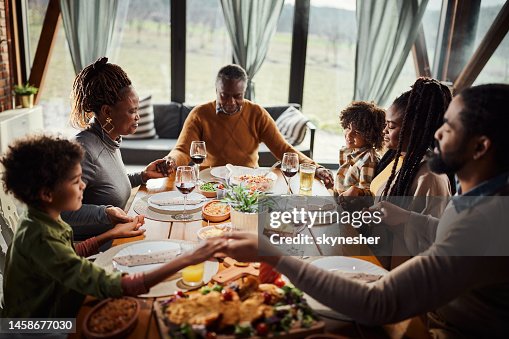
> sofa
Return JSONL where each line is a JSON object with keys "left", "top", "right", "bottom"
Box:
{"left": 120, "top": 102, "right": 316, "bottom": 167}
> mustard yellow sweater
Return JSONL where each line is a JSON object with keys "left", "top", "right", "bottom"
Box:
{"left": 169, "top": 100, "right": 315, "bottom": 168}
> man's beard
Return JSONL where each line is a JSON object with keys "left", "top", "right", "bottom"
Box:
{"left": 429, "top": 142, "right": 465, "bottom": 174}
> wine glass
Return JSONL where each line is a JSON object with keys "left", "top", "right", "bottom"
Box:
{"left": 190, "top": 141, "right": 206, "bottom": 182}
{"left": 174, "top": 166, "right": 197, "bottom": 221}
{"left": 281, "top": 152, "right": 299, "bottom": 194}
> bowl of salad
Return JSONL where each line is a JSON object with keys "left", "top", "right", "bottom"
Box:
{"left": 198, "top": 181, "right": 225, "bottom": 198}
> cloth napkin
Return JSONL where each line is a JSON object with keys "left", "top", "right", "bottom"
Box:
{"left": 113, "top": 249, "right": 181, "bottom": 267}
{"left": 150, "top": 197, "right": 207, "bottom": 206}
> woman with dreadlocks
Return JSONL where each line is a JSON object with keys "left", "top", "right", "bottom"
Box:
{"left": 345, "top": 77, "right": 452, "bottom": 216}
{"left": 62, "top": 57, "right": 169, "bottom": 240}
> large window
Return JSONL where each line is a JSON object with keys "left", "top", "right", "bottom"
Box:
{"left": 186, "top": 0, "right": 231, "bottom": 104}
{"left": 303, "top": 0, "right": 356, "bottom": 163}
{"left": 117, "top": 0, "right": 171, "bottom": 102}
{"left": 27, "top": 0, "right": 75, "bottom": 134}
{"left": 473, "top": 1, "right": 508, "bottom": 85}
{"left": 252, "top": 0, "right": 293, "bottom": 105}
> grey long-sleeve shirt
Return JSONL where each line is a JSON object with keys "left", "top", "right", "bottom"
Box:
{"left": 276, "top": 193, "right": 509, "bottom": 338}
{"left": 62, "top": 119, "right": 143, "bottom": 236}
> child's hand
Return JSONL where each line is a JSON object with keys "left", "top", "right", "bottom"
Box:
{"left": 106, "top": 206, "right": 133, "bottom": 224}
{"left": 184, "top": 238, "right": 227, "bottom": 265}
{"left": 109, "top": 215, "right": 146, "bottom": 239}
{"left": 341, "top": 186, "right": 364, "bottom": 197}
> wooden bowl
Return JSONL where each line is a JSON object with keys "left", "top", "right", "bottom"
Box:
{"left": 83, "top": 297, "right": 140, "bottom": 339}
{"left": 202, "top": 200, "right": 230, "bottom": 222}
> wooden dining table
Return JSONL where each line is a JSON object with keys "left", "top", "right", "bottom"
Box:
{"left": 70, "top": 167, "right": 430, "bottom": 339}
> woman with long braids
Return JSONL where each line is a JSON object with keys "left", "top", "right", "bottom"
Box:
{"left": 345, "top": 77, "right": 452, "bottom": 216}
{"left": 62, "top": 57, "right": 169, "bottom": 240}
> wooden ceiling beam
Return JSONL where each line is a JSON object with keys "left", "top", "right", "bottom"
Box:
{"left": 454, "top": 1, "right": 509, "bottom": 93}
{"left": 412, "top": 25, "right": 431, "bottom": 77}
{"left": 27, "top": 0, "right": 61, "bottom": 104}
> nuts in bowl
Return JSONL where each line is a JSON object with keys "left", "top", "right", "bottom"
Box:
{"left": 197, "top": 223, "right": 232, "bottom": 240}
{"left": 83, "top": 296, "right": 139, "bottom": 339}
{"left": 202, "top": 200, "right": 230, "bottom": 222}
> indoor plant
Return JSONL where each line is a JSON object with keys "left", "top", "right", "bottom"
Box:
{"left": 221, "top": 184, "right": 268, "bottom": 233}
{"left": 14, "top": 83, "right": 38, "bottom": 108}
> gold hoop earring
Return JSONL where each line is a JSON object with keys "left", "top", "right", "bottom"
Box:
{"left": 101, "top": 117, "right": 115, "bottom": 133}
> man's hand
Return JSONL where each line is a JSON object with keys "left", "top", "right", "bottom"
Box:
{"left": 368, "top": 201, "right": 411, "bottom": 226}
{"left": 223, "top": 232, "right": 282, "bottom": 266}
{"left": 105, "top": 206, "right": 133, "bottom": 224}
{"left": 316, "top": 167, "right": 334, "bottom": 189}
{"left": 107, "top": 215, "right": 146, "bottom": 239}
{"left": 155, "top": 156, "right": 177, "bottom": 177}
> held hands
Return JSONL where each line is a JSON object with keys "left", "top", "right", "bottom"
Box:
{"left": 142, "top": 158, "right": 176, "bottom": 181}
{"left": 316, "top": 167, "right": 334, "bottom": 189}
{"left": 185, "top": 238, "right": 228, "bottom": 265}
{"left": 368, "top": 201, "right": 411, "bottom": 226}
{"left": 108, "top": 215, "right": 146, "bottom": 239}
{"left": 153, "top": 156, "right": 177, "bottom": 177}
{"left": 222, "top": 232, "right": 281, "bottom": 266}
{"left": 106, "top": 206, "right": 133, "bottom": 224}
{"left": 98, "top": 215, "right": 145, "bottom": 244}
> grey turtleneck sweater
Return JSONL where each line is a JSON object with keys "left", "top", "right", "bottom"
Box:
{"left": 62, "top": 119, "right": 143, "bottom": 238}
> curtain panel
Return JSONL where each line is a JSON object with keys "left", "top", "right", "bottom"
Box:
{"left": 60, "top": 0, "right": 130, "bottom": 74}
{"left": 220, "top": 0, "right": 284, "bottom": 101}
{"left": 354, "top": 0, "right": 429, "bottom": 106}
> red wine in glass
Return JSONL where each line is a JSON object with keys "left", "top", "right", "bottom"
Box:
{"left": 282, "top": 168, "right": 298, "bottom": 178}
{"left": 281, "top": 152, "right": 299, "bottom": 194}
{"left": 176, "top": 182, "right": 196, "bottom": 194}
{"left": 190, "top": 154, "right": 206, "bottom": 164}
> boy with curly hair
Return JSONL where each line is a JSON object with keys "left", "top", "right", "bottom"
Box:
{"left": 0, "top": 134, "right": 225, "bottom": 317}
{"left": 335, "top": 101, "right": 385, "bottom": 196}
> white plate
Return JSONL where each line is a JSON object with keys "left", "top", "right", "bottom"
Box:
{"left": 147, "top": 191, "right": 207, "bottom": 213}
{"left": 210, "top": 165, "right": 253, "bottom": 179}
{"left": 311, "top": 256, "right": 388, "bottom": 275}
{"left": 305, "top": 257, "right": 387, "bottom": 321}
{"left": 112, "top": 241, "right": 182, "bottom": 274}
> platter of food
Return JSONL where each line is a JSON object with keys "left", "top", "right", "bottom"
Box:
{"left": 230, "top": 173, "right": 277, "bottom": 192}
{"left": 202, "top": 200, "right": 230, "bottom": 222}
{"left": 83, "top": 297, "right": 139, "bottom": 339}
{"left": 154, "top": 276, "right": 324, "bottom": 339}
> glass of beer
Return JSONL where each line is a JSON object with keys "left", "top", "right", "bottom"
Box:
{"left": 181, "top": 262, "right": 205, "bottom": 286}
{"left": 299, "top": 163, "right": 316, "bottom": 192}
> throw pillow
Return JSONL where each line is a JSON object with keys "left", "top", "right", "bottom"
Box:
{"left": 123, "top": 95, "right": 158, "bottom": 139}
{"left": 275, "top": 106, "right": 309, "bottom": 146}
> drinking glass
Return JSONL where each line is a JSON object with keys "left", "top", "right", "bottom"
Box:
{"left": 174, "top": 166, "right": 197, "bottom": 220}
{"left": 299, "top": 163, "right": 316, "bottom": 193}
{"left": 281, "top": 152, "right": 299, "bottom": 194}
{"left": 181, "top": 262, "right": 205, "bottom": 287}
{"left": 190, "top": 141, "right": 206, "bottom": 182}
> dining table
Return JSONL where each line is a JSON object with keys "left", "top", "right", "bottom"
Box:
{"left": 69, "top": 166, "right": 430, "bottom": 339}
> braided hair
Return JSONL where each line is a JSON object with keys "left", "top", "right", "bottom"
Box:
{"left": 70, "top": 57, "right": 132, "bottom": 129}
{"left": 382, "top": 78, "right": 452, "bottom": 196}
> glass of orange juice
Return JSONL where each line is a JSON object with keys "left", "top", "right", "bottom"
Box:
{"left": 181, "top": 262, "right": 205, "bottom": 286}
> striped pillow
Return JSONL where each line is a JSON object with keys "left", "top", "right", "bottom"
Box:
{"left": 124, "top": 95, "right": 158, "bottom": 139}
{"left": 275, "top": 106, "right": 309, "bottom": 146}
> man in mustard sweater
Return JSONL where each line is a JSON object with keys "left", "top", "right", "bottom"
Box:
{"left": 162, "top": 64, "right": 333, "bottom": 188}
